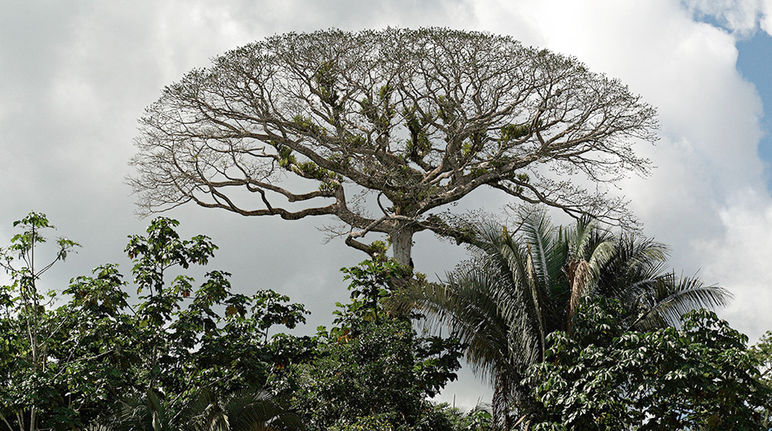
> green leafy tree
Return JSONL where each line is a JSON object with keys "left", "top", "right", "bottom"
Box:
{"left": 104, "top": 217, "right": 310, "bottom": 429}
{"left": 0, "top": 212, "right": 79, "bottom": 431}
{"left": 750, "top": 330, "right": 772, "bottom": 427}
{"left": 527, "top": 298, "right": 772, "bottom": 430}
{"left": 0, "top": 214, "right": 311, "bottom": 430}
{"left": 276, "top": 260, "right": 463, "bottom": 431}
{"left": 47, "top": 264, "right": 137, "bottom": 424}
{"left": 332, "top": 258, "right": 412, "bottom": 333}
{"left": 131, "top": 28, "right": 658, "bottom": 266}
{"left": 396, "top": 211, "right": 730, "bottom": 429}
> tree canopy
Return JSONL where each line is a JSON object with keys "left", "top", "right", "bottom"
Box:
{"left": 131, "top": 28, "right": 657, "bottom": 265}
{"left": 271, "top": 259, "right": 463, "bottom": 431}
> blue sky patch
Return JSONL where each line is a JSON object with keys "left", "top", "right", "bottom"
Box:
{"left": 737, "top": 31, "right": 772, "bottom": 183}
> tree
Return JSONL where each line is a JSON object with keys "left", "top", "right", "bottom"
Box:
{"left": 274, "top": 260, "right": 463, "bottom": 431}
{"left": 100, "top": 217, "right": 311, "bottom": 429}
{"left": 526, "top": 298, "right": 772, "bottom": 430}
{"left": 0, "top": 212, "right": 79, "bottom": 431}
{"left": 396, "top": 212, "right": 730, "bottom": 429}
{"left": 750, "top": 330, "right": 772, "bottom": 427}
{"left": 0, "top": 214, "right": 312, "bottom": 430}
{"left": 131, "top": 28, "right": 658, "bottom": 266}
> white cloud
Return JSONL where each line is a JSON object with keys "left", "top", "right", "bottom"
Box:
{"left": 483, "top": 0, "right": 771, "bottom": 339}
{"left": 420, "top": 0, "right": 771, "bottom": 341}
{"left": 683, "top": 0, "right": 772, "bottom": 38}
{"left": 762, "top": 0, "right": 772, "bottom": 33}
{"left": 696, "top": 189, "right": 772, "bottom": 338}
{"left": 684, "top": 0, "right": 764, "bottom": 35}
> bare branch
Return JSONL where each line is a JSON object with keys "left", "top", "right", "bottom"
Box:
{"left": 131, "top": 28, "right": 658, "bottom": 265}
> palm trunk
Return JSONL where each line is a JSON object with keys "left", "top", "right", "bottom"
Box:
{"left": 492, "top": 372, "right": 512, "bottom": 430}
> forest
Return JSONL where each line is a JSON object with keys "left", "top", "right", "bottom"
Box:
{"left": 1, "top": 212, "right": 770, "bottom": 430}
{"left": 2, "top": 28, "right": 771, "bottom": 430}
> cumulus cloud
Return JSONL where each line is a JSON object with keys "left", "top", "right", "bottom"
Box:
{"left": 684, "top": 0, "right": 764, "bottom": 35}
{"left": 683, "top": 0, "right": 772, "bottom": 38}
{"left": 762, "top": 0, "right": 772, "bottom": 33}
{"left": 696, "top": 189, "right": 772, "bottom": 337}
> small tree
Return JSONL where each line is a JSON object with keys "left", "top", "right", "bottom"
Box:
{"left": 131, "top": 28, "right": 657, "bottom": 266}
{"left": 275, "top": 260, "right": 463, "bottom": 431}
{"left": 110, "top": 217, "right": 311, "bottom": 429}
{"left": 0, "top": 212, "right": 78, "bottom": 431}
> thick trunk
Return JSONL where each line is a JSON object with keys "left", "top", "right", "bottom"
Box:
{"left": 390, "top": 226, "right": 414, "bottom": 267}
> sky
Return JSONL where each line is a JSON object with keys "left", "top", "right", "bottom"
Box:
{"left": 1, "top": 0, "right": 772, "bottom": 408}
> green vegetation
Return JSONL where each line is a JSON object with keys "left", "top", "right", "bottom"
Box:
{"left": 526, "top": 298, "right": 771, "bottom": 430}
{"left": 273, "top": 260, "right": 463, "bottom": 431}
{"left": 0, "top": 215, "right": 310, "bottom": 430}
{"left": 394, "top": 212, "right": 733, "bottom": 428}
{"left": 1, "top": 212, "right": 768, "bottom": 430}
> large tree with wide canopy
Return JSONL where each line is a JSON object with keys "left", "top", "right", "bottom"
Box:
{"left": 131, "top": 28, "right": 657, "bottom": 266}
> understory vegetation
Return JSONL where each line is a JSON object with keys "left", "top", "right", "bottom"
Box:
{"left": 0, "top": 212, "right": 770, "bottom": 431}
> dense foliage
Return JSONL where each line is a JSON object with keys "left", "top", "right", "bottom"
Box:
{"left": 0, "top": 212, "right": 769, "bottom": 431}
{"left": 0, "top": 214, "right": 480, "bottom": 430}
{"left": 397, "top": 211, "right": 731, "bottom": 428}
{"left": 526, "top": 298, "right": 772, "bottom": 430}
{"left": 274, "top": 260, "right": 465, "bottom": 431}
{"left": 0, "top": 215, "right": 310, "bottom": 430}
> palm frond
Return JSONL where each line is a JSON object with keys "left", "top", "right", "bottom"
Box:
{"left": 117, "top": 389, "right": 183, "bottom": 431}
{"left": 629, "top": 272, "right": 732, "bottom": 330}
{"left": 595, "top": 234, "right": 666, "bottom": 300}
{"left": 519, "top": 210, "right": 556, "bottom": 289}
{"left": 226, "top": 389, "right": 303, "bottom": 431}
{"left": 584, "top": 239, "right": 616, "bottom": 292}
{"left": 567, "top": 259, "right": 591, "bottom": 324}
{"left": 187, "top": 390, "right": 229, "bottom": 431}
{"left": 401, "top": 275, "right": 512, "bottom": 382}
{"left": 567, "top": 216, "right": 596, "bottom": 258}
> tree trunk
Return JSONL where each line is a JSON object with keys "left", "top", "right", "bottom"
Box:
{"left": 492, "top": 373, "right": 511, "bottom": 431}
{"left": 390, "top": 225, "right": 414, "bottom": 268}
{"left": 492, "top": 379, "right": 504, "bottom": 430}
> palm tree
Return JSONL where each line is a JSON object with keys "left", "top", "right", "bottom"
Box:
{"left": 186, "top": 389, "right": 304, "bottom": 431}
{"left": 113, "top": 388, "right": 302, "bottom": 431}
{"left": 398, "top": 211, "right": 731, "bottom": 429}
